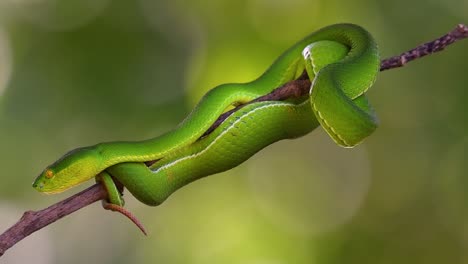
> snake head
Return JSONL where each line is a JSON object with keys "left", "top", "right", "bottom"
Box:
{"left": 33, "top": 146, "right": 102, "bottom": 194}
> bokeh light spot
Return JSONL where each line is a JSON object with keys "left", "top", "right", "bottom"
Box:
{"left": 138, "top": 0, "right": 204, "bottom": 45}
{"left": 247, "top": 130, "right": 371, "bottom": 236}
{"left": 0, "top": 27, "right": 12, "bottom": 98}
{"left": 1, "top": 0, "right": 111, "bottom": 32}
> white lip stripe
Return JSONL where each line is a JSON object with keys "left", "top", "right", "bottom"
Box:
{"left": 151, "top": 101, "right": 307, "bottom": 174}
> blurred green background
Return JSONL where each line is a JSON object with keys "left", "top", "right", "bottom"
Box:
{"left": 0, "top": 0, "right": 467, "bottom": 263}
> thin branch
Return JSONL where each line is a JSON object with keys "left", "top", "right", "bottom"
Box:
{"left": 0, "top": 184, "right": 107, "bottom": 256}
{"left": 1, "top": 23, "right": 466, "bottom": 257}
{"left": 380, "top": 24, "right": 468, "bottom": 71}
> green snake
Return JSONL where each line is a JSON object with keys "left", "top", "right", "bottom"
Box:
{"left": 33, "top": 24, "right": 379, "bottom": 231}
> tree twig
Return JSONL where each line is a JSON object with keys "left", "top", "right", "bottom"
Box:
{"left": 0, "top": 184, "right": 107, "bottom": 256}
{"left": 380, "top": 24, "right": 468, "bottom": 71}
{"left": 0, "top": 23, "right": 466, "bottom": 257}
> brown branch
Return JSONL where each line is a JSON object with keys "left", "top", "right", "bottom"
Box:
{"left": 1, "top": 23, "right": 467, "bottom": 257}
{"left": 0, "top": 184, "right": 107, "bottom": 256}
{"left": 380, "top": 24, "right": 468, "bottom": 71}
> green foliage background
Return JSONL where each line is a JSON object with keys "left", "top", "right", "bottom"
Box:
{"left": 0, "top": 0, "right": 467, "bottom": 263}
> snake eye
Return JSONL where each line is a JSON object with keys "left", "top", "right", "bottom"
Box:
{"left": 45, "top": 169, "right": 54, "bottom": 179}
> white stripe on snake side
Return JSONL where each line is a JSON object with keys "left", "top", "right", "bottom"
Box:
{"left": 151, "top": 101, "right": 306, "bottom": 174}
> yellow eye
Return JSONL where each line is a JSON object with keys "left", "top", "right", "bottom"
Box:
{"left": 45, "top": 169, "right": 54, "bottom": 179}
